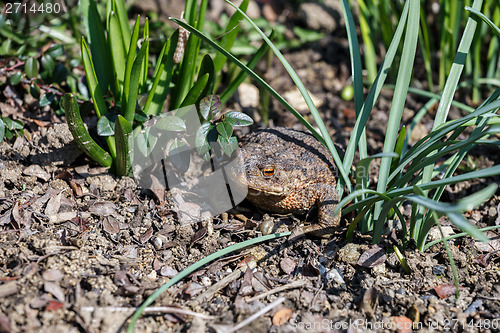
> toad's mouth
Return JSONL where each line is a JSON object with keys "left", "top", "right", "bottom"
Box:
{"left": 247, "top": 187, "right": 286, "bottom": 197}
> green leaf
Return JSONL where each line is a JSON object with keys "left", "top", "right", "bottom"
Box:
{"left": 81, "top": 38, "right": 108, "bottom": 119}
{"left": 39, "top": 93, "right": 55, "bottom": 107}
{"left": 134, "top": 126, "right": 157, "bottom": 157}
{"left": 213, "top": 0, "right": 249, "bottom": 73}
{"left": 0, "top": 118, "right": 5, "bottom": 143}
{"left": 124, "top": 38, "right": 149, "bottom": 123}
{"left": 115, "top": 115, "right": 133, "bottom": 176}
{"left": 197, "top": 54, "right": 216, "bottom": 98}
{"left": 25, "top": 57, "right": 39, "bottom": 79}
{"left": 218, "top": 135, "right": 238, "bottom": 157}
{"left": 223, "top": 111, "right": 253, "bottom": 126}
{"left": 122, "top": 15, "right": 141, "bottom": 111}
{"left": 2, "top": 117, "right": 23, "bottom": 130}
{"left": 97, "top": 114, "right": 116, "bottom": 136}
{"left": 144, "top": 32, "right": 177, "bottom": 116}
{"left": 80, "top": 0, "right": 113, "bottom": 95}
{"left": 292, "top": 26, "right": 324, "bottom": 42}
{"left": 9, "top": 71, "right": 22, "bottom": 85}
{"left": 168, "top": 139, "right": 190, "bottom": 173}
{"left": 199, "top": 95, "right": 221, "bottom": 121}
{"left": 195, "top": 122, "right": 214, "bottom": 156}
{"left": 30, "top": 83, "right": 40, "bottom": 99}
{"left": 61, "top": 93, "right": 113, "bottom": 167}
{"left": 41, "top": 54, "right": 55, "bottom": 73}
{"left": 216, "top": 122, "right": 232, "bottom": 139}
{"left": 134, "top": 110, "right": 149, "bottom": 123}
{"left": 156, "top": 115, "right": 186, "bottom": 132}
{"left": 47, "top": 44, "right": 64, "bottom": 58}
{"left": 114, "top": 0, "right": 131, "bottom": 50}
{"left": 108, "top": 11, "right": 126, "bottom": 93}
{"left": 179, "top": 74, "right": 209, "bottom": 108}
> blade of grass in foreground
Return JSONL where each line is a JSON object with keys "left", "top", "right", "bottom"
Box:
{"left": 341, "top": 1, "right": 410, "bottom": 191}
{"left": 373, "top": 0, "right": 420, "bottom": 233}
{"left": 340, "top": 0, "right": 366, "bottom": 160}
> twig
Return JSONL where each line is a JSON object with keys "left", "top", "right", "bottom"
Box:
{"left": 245, "top": 279, "right": 309, "bottom": 303}
{"left": 195, "top": 267, "right": 245, "bottom": 303}
{"left": 80, "top": 306, "right": 216, "bottom": 319}
{"left": 225, "top": 297, "right": 286, "bottom": 333}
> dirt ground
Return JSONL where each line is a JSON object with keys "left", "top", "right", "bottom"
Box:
{"left": 1, "top": 1, "right": 500, "bottom": 332}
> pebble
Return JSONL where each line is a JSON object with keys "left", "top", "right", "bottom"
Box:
{"left": 432, "top": 264, "right": 446, "bottom": 275}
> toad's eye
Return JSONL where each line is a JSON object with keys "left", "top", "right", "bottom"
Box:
{"left": 262, "top": 166, "right": 275, "bottom": 178}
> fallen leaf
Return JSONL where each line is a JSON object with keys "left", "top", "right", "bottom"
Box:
{"left": 42, "top": 270, "right": 63, "bottom": 282}
{"left": 23, "top": 165, "right": 50, "bottom": 182}
{"left": 0, "top": 209, "right": 12, "bottom": 226}
{"left": 12, "top": 202, "right": 32, "bottom": 228}
{"left": 160, "top": 265, "right": 179, "bottom": 278}
{"left": 45, "top": 300, "right": 64, "bottom": 311}
{"left": 272, "top": 308, "right": 293, "bottom": 326}
{"left": 357, "top": 244, "right": 387, "bottom": 268}
{"left": 0, "top": 281, "right": 18, "bottom": 298}
{"left": 44, "top": 191, "right": 62, "bottom": 217}
{"left": 102, "top": 216, "right": 120, "bottom": 234}
{"left": 44, "top": 281, "right": 65, "bottom": 302}
{"left": 89, "top": 201, "right": 117, "bottom": 216}
{"left": 0, "top": 312, "right": 11, "bottom": 333}
{"left": 280, "top": 257, "right": 297, "bottom": 275}
{"left": 139, "top": 226, "right": 153, "bottom": 244}
{"left": 393, "top": 316, "right": 413, "bottom": 333}
{"left": 434, "top": 284, "right": 459, "bottom": 299}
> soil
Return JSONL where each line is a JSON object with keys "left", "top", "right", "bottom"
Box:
{"left": 1, "top": 2, "right": 500, "bottom": 333}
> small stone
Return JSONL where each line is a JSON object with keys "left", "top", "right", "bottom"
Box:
{"left": 326, "top": 268, "right": 346, "bottom": 290}
{"left": 236, "top": 83, "right": 259, "bottom": 108}
{"left": 201, "top": 276, "right": 212, "bottom": 287}
{"left": 432, "top": 264, "right": 446, "bottom": 275}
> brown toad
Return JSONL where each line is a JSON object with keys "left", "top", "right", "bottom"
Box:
{"left": 237, "top": 127, "right": 341, "bottom": 236}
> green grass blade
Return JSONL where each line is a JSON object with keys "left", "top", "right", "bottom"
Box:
{"left": 419, "top": 0, "right": 484, "bottom": 222}
{"left": 114, "top": 0, "right": 131, "bottom": 50}
{"left": 80, "top": 0, "right": 113, "bottom": 95}
{"left": 144, "top": 32, "right": 178, "bottom": 116}
{"left": 108, "top": 11, "right": 125, "bottom": 94}
{"left": 179, "top": 74, "right": 209, "bottom": 108}
{"left": 124, "top": 39, "right": 149, "bottom": 123}
{"left": 81, "top": 37, "right": 108, "bottom": 119}
{"left": 220, "top": 30, "right": 274, "bottom": 104}
{"left": 356, "top": 0, "right": 378, "bottom": 83}
{"left": 340, "top": 0, "right": 366, "bottom": 160}
{"left": 126, "top": 232, "right": 291, "bottom": 332}
{"left": 341, "top": 1, "right": 410, "bottom": 189}
{"left": 62, "top": 93, "right": 113, "bottom": 167}
{"left": 213, "top": 0, "right": 249, "bottom": 73}
{"left": 373, "top": 0, "right": 420, "bottom": 226}
{"left": 466, "top": 6, "right": 500, "bottom": 37}
{"left": 115, "top": 115, "right": 133, "bottom": 176}
{"left": 122, "top": 16, "right": 141, "bottom": 108}
{"left": 141, "top": 18, "right": 149, "bottom": 92}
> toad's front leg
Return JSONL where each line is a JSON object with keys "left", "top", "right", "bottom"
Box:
{"left": 290, "top": 183, "right": 341, "bottom": 238}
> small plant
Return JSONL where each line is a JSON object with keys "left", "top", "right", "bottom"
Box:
{"left": 61, "top": 0, "right": 262, "bottom": 176}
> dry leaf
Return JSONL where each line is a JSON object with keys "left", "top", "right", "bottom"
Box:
{"left": 45, "top": 300, "right": 64, "bottom": 311}
{"left": 434, "top": 284, "right": 460, "bottom": 299}
{"left": 44, "top": 281, "right": 65, "bottom": 302}
{"left": 272, "top": 308, "right": 293, "bottom": 326}
{"left": 280, "top": 257, "right": 297, "bottom": 275}
{"left": 357, "top": 244, "right": 387, "bottom": 268}
{"left": 42, "top": 270, "right": 63, "bottom": 282}
{"left": 393, "top": 316, "right": 413, "bottom": 333}
{"left": 23, "top": 165, "right": 50, "bottom": 182}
